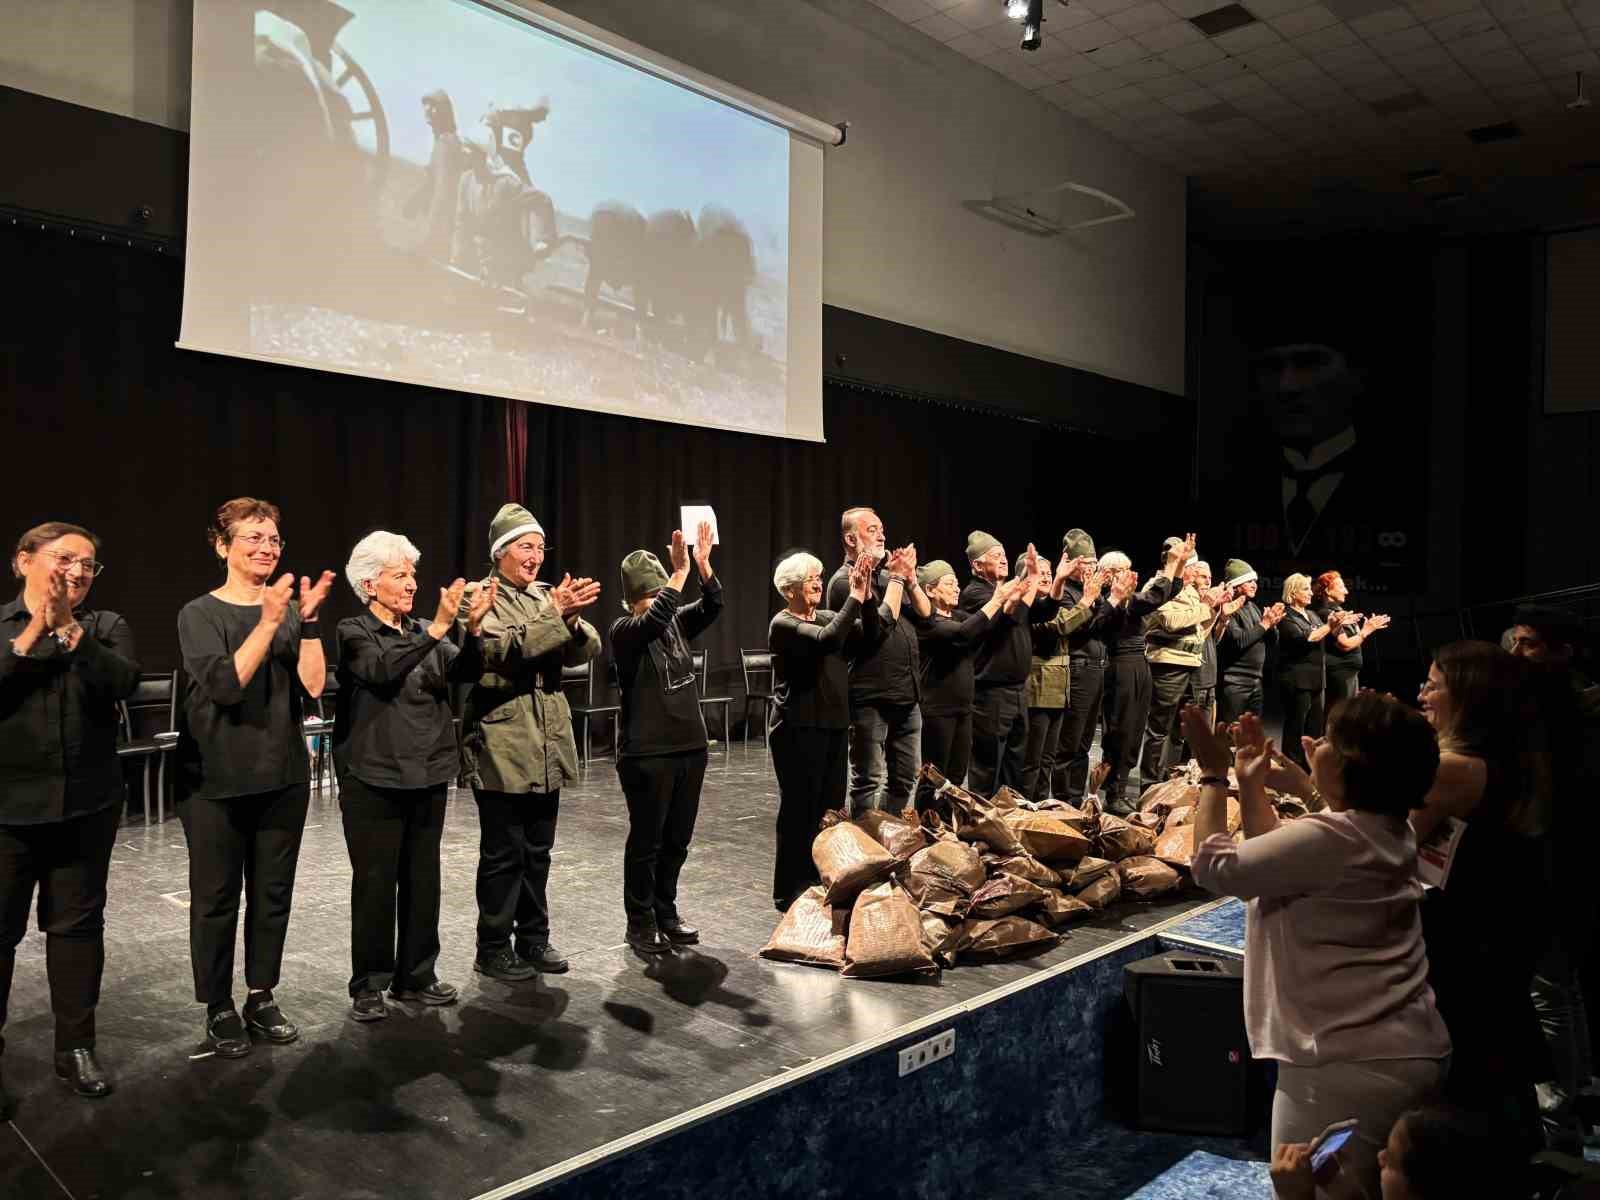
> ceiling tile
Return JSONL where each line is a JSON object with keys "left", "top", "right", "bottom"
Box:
{"left": 1163, "top": 0, "right": 1236, "bottom": 15}
{"left": 1099, "top": 83, "right": 1157, "bottom": 107}
{"left": 1427, "top": 8, "right": 1499, "bottom": 40}
{"left": 1263, "top": 54, "right": 1341, "bottom": 80}
{"left": 1037, "top": 81, "right": 1079, "bottom": 105}
{"left": 1368, "top": 24, "right": 1440, "bottom": 55}
{"left": 1293, "top": 22, "right": 1363, "bottom": 49}
{"left": 1162, "top": 85, "right": 1225, "bottom": 108}
{"left": 1503, "top": 11, "right": 1579, "bottom": 42}
{"left": 1191, "top": 55, "right": 1260, "bottom": 81}
{"left": 1083, "top": 0, "right": 1150, "bottom": 14}
{"left": 1319, "top": 41, "right": 1383, "bottom": 64}
{"left": 910, "top": 11, "right": 973, "bottom": 40}
{"left": 1108, "top": 1, "right": 1183, "bottom": 34}
{"left": 1214, "top": 20, "right": 1288, "bottom": 50}
{"left": 1537, "top": 47, "right": 1600, "bottom": 72}
{"left": 1448, "top": 27, "right": 1515, "bottom": 56}
{"left": 873, "top": 0, "right": 941, "bottom": 20}
{"left": 1270, "top": 3, "right": 1341, "bottom": 35}
{"left": 937, "top": 0, "right": 1006, "bottom": 30}
{"left": 1484, "top": 0, "right": 1565, "bottom": 19}
{"left": 1580, "top": 3, "right": 1600, "bottom": 31}
{"left": 1141, "top": 69, "right": 1208, "bottom": 93}
{"left": 1041, "top": 50, "right": 1111, "bottom": 79}
{"left": 1071, "top": 68, "right": 1133, "bottom": 92}
{"left": 945, "top": 31, "right": 997, "bottom": 56}
{"left": 976, "top": 18, "right": 1030, "bottom": 48}
{"left": 1240, "top": 38, "right": 1309, "bottom": 64}
{"left": 1410, "top": 65, "right": 1483, "bottom": 90}
{"left": 1061, "top": 18, "right": 1126, "bottom": 48}
{"left": 1061, "top": 94, "right": 1113, "bottom": 117}
{"left": 1403, "top": 0, "right": 1481, "bottom": 17}
{"left": 1135, "top": 19, "right": 1208, "bottom": 48}
{"left": 1086, "top": 36, "right": 1154, "bottom": 63}
{"left": 1212, "top": 70, "right": 1282, "bottom": 94}
{"left": 1244, "top": 0, "right": 1325, "bottom": 15}
{"left": 1387, "top": 44, "right": 1458, "bottom": 70}
{"left": 1517, "top": 31, "right": 1591, "bottom": 59}
{"left": 1349, "top": 7, "right": 1422, "bottom": 34}
{"left": 1117, "top": 54, "right": 1182, "bottom": 78}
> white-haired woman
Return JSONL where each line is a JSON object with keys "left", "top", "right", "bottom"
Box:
{"left": 1277, "top": 572, "right": 1353, "bottom": 770}
{"left": 767, "top": 552, "right": 874, "bottom": 910}
{"left": 333, "top": 531, "right": 496, "bottom": 1023}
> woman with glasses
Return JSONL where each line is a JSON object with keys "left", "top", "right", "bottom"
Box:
{"left": 609, "top": 522, "right": 722, "bottom": 956}
{"left": 176, "top": 498, "right": 335, "bottom": 1061}
{"left": 0, "top": 523, "right": 138, "bottom": 1113}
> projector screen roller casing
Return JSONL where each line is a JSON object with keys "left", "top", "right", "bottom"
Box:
{"left": 180, "top": 0, "right": 827, "bottom": 441}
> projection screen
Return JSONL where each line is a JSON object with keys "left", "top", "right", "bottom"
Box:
{"left": 180, "top": 0, "right": 833, "bottom": 441}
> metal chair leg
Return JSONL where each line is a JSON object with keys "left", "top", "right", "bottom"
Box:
{"left": 142, "top": 759, "right": 152, "bottom": 824}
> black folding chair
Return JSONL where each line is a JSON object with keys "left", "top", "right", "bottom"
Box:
{"left": 740, "top": 650, "right": 775, "bottom": 746}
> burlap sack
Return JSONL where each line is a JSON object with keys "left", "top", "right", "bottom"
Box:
{"left": 760, "top": 887, "right": 848, "bottom": 969}
{"left": 988, "top": 853, "right": 1062, "bottom": 889}
{"left": 1095, "top": 813, "right": 1156, "bottom": 862}
{"left": 1153, "top": 824, "right": 1195, "bottom": 868}
{"left": 958, "top": 916, "right": 1060, "bottom": 961}
{"left": 1068, "top": 856, "right": 1116, "bottom": 888}
{"left": 919, "top": 911, "right": 966, "bottom": 967}
{"left": 1074, "top": 870, "right": 1123, "bottom": 909}
{"left": 1118, "top": 855, "right": 1182, "bottom": 898}
{"left": 855, "top": 809, "right": 930, "bottom": 863}
{"left": 1036, "top": 891, "right": 1095, "bottom": 928}
{"left": 903, "top": 840, "right": 987, "bottom": 916}
{"left": 969, "top": 872, "right": 1050, "bottom": 918}
{"left": 842, "top": 884, "right": 936, "bottom": 978}
{"left": 813, "top": 821, "right": 895, "bottom": 905}
{"left": 1001, "top": 810, "right": 1092, "bottom": 865}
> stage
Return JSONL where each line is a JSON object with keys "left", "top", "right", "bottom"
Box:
{"left": 2, "top": 743, "right": 1236, "bottom": 1200}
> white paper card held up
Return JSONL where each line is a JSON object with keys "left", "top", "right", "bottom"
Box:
{"left": 680, "top": 506, "right": 720, "bottom": 546}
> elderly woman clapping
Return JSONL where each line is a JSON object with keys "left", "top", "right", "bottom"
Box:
{"left": 767, "top": 551, "right": 877, "bottom": 910}
{"left": 333, "top": 531, "right": 495, "bottom": 1023}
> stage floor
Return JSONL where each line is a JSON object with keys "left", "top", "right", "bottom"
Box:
{"left": 2, "top": 743, "right": 1214, "bottom": 1200}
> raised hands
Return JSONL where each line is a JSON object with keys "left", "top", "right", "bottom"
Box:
{"left": 549, "top": 573, "right": 601, "bottom": 620}
{"left": 692, "top": 520, "right": 715, "bottom": 578}
{"left": 885, "top": 544, "right": 917, "bottom": 582}
{"left": 39, "top": 565, "right": 76, "bottom": 631}
{"left": 430, "top": 578, "right": 468, "bottom": 636}
{"left": 1261, "top": 601, "right": 1287, "bottom": 629}
{"left": 1110, "top": 568, "right": 1139, "bottom": 605}
{"left": 298, "top": 570, "right": 336, "bottom": 621}
{"left": 848, "top": 554, "right": 873, "bottom": 603}
{"left": 667, "top": 529, "right": 690, "bottom": 574}
{"left": 1080, "top": 567, "right": 1106, "bottom": 605}
{"left": 1177, "top": 704, "right": 1233, "bottom": 776}
{"left": 1230, "top": 712, "right": 1277, "bottom": 793}
{"left": 1165, "top": 532, "right": 1197, "bottom": 573}
{"left": 261, "top": 573, "right": 296, "bottom": 627}
{"left": 1022, "top": 542, "right": 1040, "bottom": 580}
{"left": 465, "top": 577, "right": 498, "bottom": 635}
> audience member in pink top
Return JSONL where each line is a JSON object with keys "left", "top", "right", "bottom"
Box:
{"left": 1183, "top": 698, "right": 1451, "bottom": 1200}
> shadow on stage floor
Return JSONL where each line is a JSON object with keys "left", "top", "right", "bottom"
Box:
{"left": 2, "top": 743, "right": 1213, "bottom": 1200}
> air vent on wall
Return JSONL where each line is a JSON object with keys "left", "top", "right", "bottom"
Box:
{"left": 1188, "top": 4, "right": 1258, "bottom": 36}
{"left": 1466, "top": 120, "right": 1522, "bottom": 144}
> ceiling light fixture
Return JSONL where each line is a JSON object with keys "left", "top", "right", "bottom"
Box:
{"left": 1022, "top": 0, "right": 1045, "bottom": 50}
{"left": 1006, "top": 0, "right": 1031, "bottom": 20}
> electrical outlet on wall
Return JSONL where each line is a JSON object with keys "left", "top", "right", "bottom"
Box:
{"left": 897, "top": 1029, "right": 956, "bottom": 1078}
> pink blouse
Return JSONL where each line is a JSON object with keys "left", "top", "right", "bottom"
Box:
{"left": 1191, "top": 809, "right": 1450, "bottom": 1067}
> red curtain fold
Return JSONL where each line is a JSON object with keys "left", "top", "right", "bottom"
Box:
{"left": 504, "top": 399, "right": 529, "bottom": 503}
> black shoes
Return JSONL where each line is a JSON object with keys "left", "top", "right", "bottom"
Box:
{"left": 352, "top": 991, "right": 389, "bottom": 1022}
{"left": 626, "top": 919, "right": 672, "bottom": 956}
{"left": 54, "top": 1049, "right": 113, "bottom": 1098}
{"left": 658, "top": 915, "right": 699, "bottom": 946}
{"left": 193, "top": 1007, "right": 252, "bottom": 1060}
{"left": 243, "top": 991, "right": 300, "bottom": 1044}
{"left": 517, "top": 943, "right": 569, "bottom": 974}
{"left": 390, "top": 980, "right": 458, "bottom": 1006}
{"left": 474, "top": 945, "right": 538, "bottom": 981}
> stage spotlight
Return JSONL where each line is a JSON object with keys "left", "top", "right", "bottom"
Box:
{"left": 1005, "top": 0, "right": 1030, "bottom": 19}
{"left": 1021, "top": 0, "right": 1045, "bottom": 49}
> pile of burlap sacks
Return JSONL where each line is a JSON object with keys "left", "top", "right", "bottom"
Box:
{"left": 760, "top": 762, "right": 1309, "bottom": 980}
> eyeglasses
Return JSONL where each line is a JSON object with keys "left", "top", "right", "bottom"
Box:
{"left": 510, "top": 541, "right": 548, "bottom": 555}
{"left": 234, "top": 533, "right": 285, "bottom": 551}
{"left": 42, "top": 550, "right": 105, "bottom": 578}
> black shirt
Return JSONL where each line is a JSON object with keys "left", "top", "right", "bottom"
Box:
{"left": 177, "top": 593, "right": 311, "bottom": 801}
{"left": 1218, "top": 601, "right": 1276, "bottom": 680}
{"left": 916, "top": 608, "right": 995, "bottom": 717}
{"left": 609, "top": 577, "right": 724, "bottom": 759}
{"left": 0, "top": 595, "right": 140, "bottom": 825}
{"left": 333, "top": 610, "right": 482, "bottom": 790}
{"left": 1058, "top": 580, "right": 1112, "bottom": 664}
{"left": 769, "top": 598, "right": 871, "bottom": 731}
{"left": 1276, "top": 608, "right": 1326, "bottom": 689}
{"left": 1315, "top": 601, "right": 1363, "bottom": 672}
{"left": 959, "top": 579, "right": 1058, "bottom": 688}
{"left": 1197, "top": 633, "right": 1218, "bottom": 690}
{"left": 825, "top": 564, "right": 922, "bottom": 707}
{"left": 1104, "top": 575, "right": 1175, "bottom": 660}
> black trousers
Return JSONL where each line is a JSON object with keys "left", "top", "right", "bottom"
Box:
{"left": 918, "top": 712, "right": 971, "bottom": 818}
{"left": 472, "top": 788, "right": 559, "bottom": 953}
{"left": 181, "top": 783, "right": 310, "bottom": 1007}
{"left": 770, "top": 724, "right": 847, "bottom": 907}
{"left": 617, "top": 750, "right": 707, "bottom": 924}
{"left": 1142, "top": 664, "right": 1198, "bottom": 791}
{"left": 1101, "top": 657, "right": 1152, "bottom": 804}
{"left": 339, "top": 776, "right": 447, "bottom": 997}
{"left": 0, "top": 802, "right": 121, "bottom": 1053}
{"left": 969, "top": 684, "right": 1027, "bottom": 798}
{"left": 1326, "top": 665, "right": 1360, "bottom": 709}
{"left": 1051, "top": 660, "right": 1105, "bottom": 803}
{"left": 1280, "top": 683, "right": 1326, "bottom": 769}
{"left": 1021, "top": 707, "right": 1065, "bottom": 802}
{"left": 1218, "top": 676, "right": 1264, "bottom": 723}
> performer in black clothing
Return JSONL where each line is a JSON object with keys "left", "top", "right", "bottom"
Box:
{"left": 915, "top": 560, "right": 1019, "bottom": 801}
{"left": 1051, "top": 529, "right": 1115, "bottom": 803}
{"left": 768, "top": 554, "right": 874, "bottom": 909}
{"left": 1313, "top": 569, "right": 1389, "bottom": 704}
{"left": 960, "top": 533, "right": 1050, "bottom": 797}
{"left": 610, "top": 522, "right": 723, "bottom": 955}
{"left": 1276, "top": 572, "right": 1352, "bottom": 769}
{"left": 0, "top": 522, "right": 138, "bottom": 1112}
{"left": 177, "top": 498, "right": 335, "bottom": 1061}
{"left": 824, "top": 508, "right": 930, "bottom": 814}
{"left": 1214, "top": 558, "right": 1285, "bottom": 721}
{"left": 1098, "top": 536, "right": 1191, "bottom": 812}
{"left": 334, "top": 531, "right": 494, "bottom": 1022}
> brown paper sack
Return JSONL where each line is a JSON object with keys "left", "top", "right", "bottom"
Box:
{"left": 1118, "top": 855, "right": 1182, "bottom": 898}
{"left": 990, "top": 853, "right": 1062, "bottom": 889}
{"left": 1139, "top": 777, "right": 1200, "bottom": 816}
{"left": 958, "top": 916, "right": 1060, "bottom": 961}
{"left": 969, "top": 872, "right": 1050, "bottom": 918}
{"left": 855, "top": 810, "right": 930, "bottom": 863}
{"left": 988, "top": 785, "right": 1025, "bottom": 811}
{"left": 956, "top": 807, "right": 1025, "bottom": 856}
{"left": 812, "top": 822, "right": 895, "bottom": 905}
{"left": 1049, "top": 803, "right": 1095, "bottom": 833}
{"left": 1036, "top": 891, "right": 1095, "bottom": 928}
{"left": 1166, "top": 805, "right": 1194, "bottom": 829}
{"left": 1068, "top": 856, "right": 1116, "bottom": 888}
{"left": 1095, "top": 813, "right": 1156, "bottom": 861}
{"left": 842, "top": 884, "right": 936, "bottom": 978}
{"left": 1074, "top": 870, "right": 1123, "bottom": 909}
{"left": 759, "top": 887, "right": 848, "bottom": 969}
{"left": 1153, "top": 824, "right": 1196, "bottom": 868}
{"left": 920, "top": 911, "right": 965, "bottom": 966}
{"left": 903, "top": 840, "right": 987, "bottom": 916}
{"left": 1001, "top": 810, "right": 1093, "bottom": 865}
{"left": 1129, "top": 811, "right": 1164, "bottom": 831}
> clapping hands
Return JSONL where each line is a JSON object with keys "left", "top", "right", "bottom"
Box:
{"left": 260, "top": 573, "right": 296, "bottom": 627}
{"left": 848, "top": 554, "right": 873, "bottom": 603}
{"left": 550, "top": 573, "right": 601, "bottom": 620}
{"left": 1261, "top": 602, "right": 1287, "bottom": 629}
{"left": 692, "top": 520, "right": 715, "bottom": 577}
{"left": 430, "top": 578, "right": 468, "bottom": 636}
{"left": 465, "top": 578, "right": 498, "bottom": 635}
{"left": 1177, "top": 705, "right": 1233, "bottom": 776}
{"left": 298, "top": 570, "right": 336, "bottom": 621}
{"left": 1080, "top": 567, "right": 1106, "bottom": 605}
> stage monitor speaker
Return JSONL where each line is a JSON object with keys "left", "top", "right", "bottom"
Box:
{"left": 1123, "top": 951, "right": 1253, "bottom": 1136}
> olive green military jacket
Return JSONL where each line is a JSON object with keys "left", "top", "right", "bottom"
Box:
{"left": 460, "top": 573, "right": 600, "bottom": 795}
{"left": 1024, "top": 600, "right": 1096, "bottom": 710}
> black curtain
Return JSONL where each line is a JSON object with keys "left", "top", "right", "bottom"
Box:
{"left": 3, "top": 226, "right": 1190, "bottom": 711}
